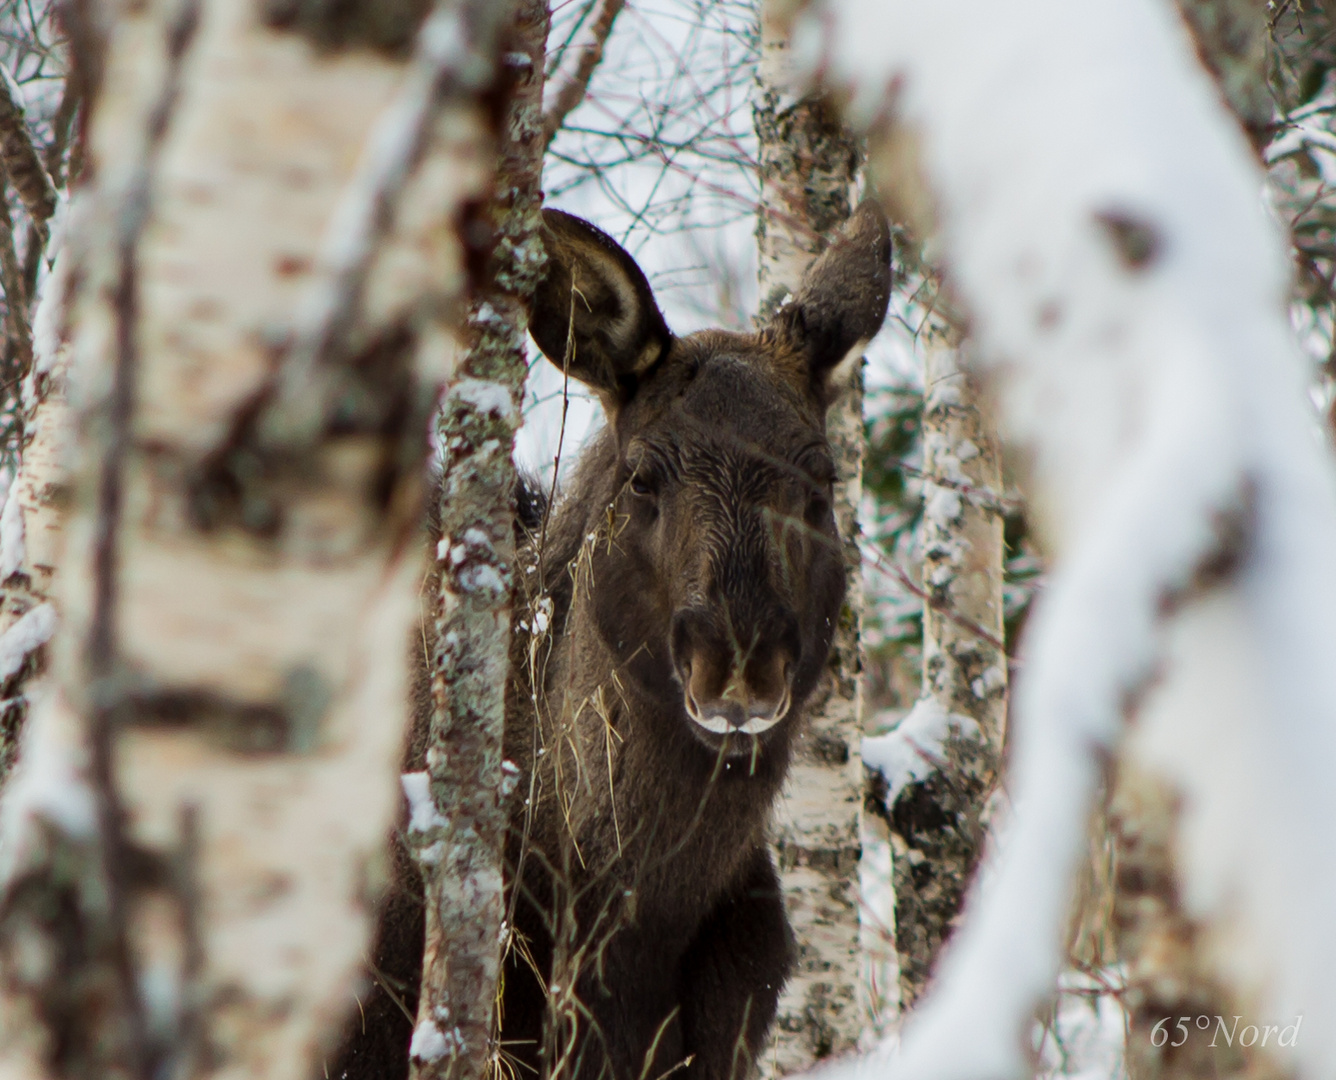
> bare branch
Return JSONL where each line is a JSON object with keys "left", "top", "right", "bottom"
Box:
{"left": 0, "top": 188, "right": 30, "bottom": 377}
{"left": 0, "top": 62, "right": 55, "bottom": 224}
{"left": 541, "top": 0, "right": 625, "bottom": 148}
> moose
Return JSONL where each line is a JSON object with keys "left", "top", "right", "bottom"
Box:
{"left": 336, "top": 201, "right": 891, "bottom": 1080}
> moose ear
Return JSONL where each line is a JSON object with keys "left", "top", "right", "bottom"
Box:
{"left": 773, "top": 200, "right": 892, "bottom": 403}
{"left": 528, "top": 209, "right": 673, "bottom": 403}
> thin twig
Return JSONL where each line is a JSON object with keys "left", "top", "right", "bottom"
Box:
{"left": 541, "top": 0, "right": 625, "bottom": 148}
{"left": 859, "top": 537, "right": 1008, "bottom": 654}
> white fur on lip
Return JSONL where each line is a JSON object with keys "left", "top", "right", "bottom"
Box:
{"left": 685, "top": 688, "right": 791, "bottom": 736}
{"left": 690, "top": 712, "right": 784, "bottom": 736}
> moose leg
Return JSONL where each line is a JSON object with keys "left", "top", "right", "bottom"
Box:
{"left": 677, "top": 849, "right": 795, "bottom": 1080}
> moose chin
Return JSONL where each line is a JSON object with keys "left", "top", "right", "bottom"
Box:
{"left": 335, "top": 200, "right": 890, "bottom": 1080}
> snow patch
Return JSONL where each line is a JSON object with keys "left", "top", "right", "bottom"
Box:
{"left": 401, "top": 772, "right": 449, "bottom": 833}
{"left": 0, "top": 688, "right": 97, "bottom": 887}
{"left": 924, "top": 484, "right": 963, "bottom": 527}
{"left": 0, "top": 604, "right": 57, "bottom": 683}
{"left": 410, "top": 1019, "right": 462, "bottom": 1062}
{"left": 0, "top": 482, "right": 25, "bottom": 581}
{"left": 453, "top": 378, "right": 516, "bottom": 420}
{"left": 458, "top": 563, "right": 505, "bottom": 596}
{"left": 863, "top": 697, "right": 980, "bottom": 803}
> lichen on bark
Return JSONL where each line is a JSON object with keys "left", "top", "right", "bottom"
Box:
{"left": 410, "top": 4, "right": 548, "bottom": 1079}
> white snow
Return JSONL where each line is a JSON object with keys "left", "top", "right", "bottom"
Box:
{"left": 0, "top": 687, "right": 97, "bottom": 888}
{"left": 864, "top": 698, "right": 981, "bottom": 804}
{"left": 458, "top": 564, "right": 505, "bottom": 596}
{"left": 30, "top": 246, "right": 69, "bottom": 379}
{"left": 409, "top": 1019, "right": 461, "bottom": 1062}
{"left": 452, "top": 378, "right": 516, "bottom": 421}
{"left": 1034, "top": 969, "right": 1128, "bottom": 1080}
{"left": 922, "top": 485, "right": 962, "bottom": 528}
{"left": 0, "top": 604, "right": 56, "bottom": 683}
{"left": 400, "top": 771, "right": 449, "bottom": 833}
{"left": 0, "top": 481, "right": 25, "bottom": 582}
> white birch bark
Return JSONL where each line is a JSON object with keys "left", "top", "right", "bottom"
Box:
{"left": 0, "top": 157, "right": 73, "bottom": 785}
{"left": 886, "top": 319, "right": 1005, "bottom": 1009}
{"left": 754, "top": 2, "right": 865, "bottom": 1068}
{"left": 0, "top": 4, "right": 500, "bottom": 1079}
{"left": 786, "top": 0, "right": 1336, "bottom": 1077}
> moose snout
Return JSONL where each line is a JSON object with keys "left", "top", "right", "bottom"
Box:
{"left": 670, "top": 607, "right": 800, "bottom": 737}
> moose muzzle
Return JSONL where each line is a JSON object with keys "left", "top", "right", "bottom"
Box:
{"left": 670, "top": 607, "right": 800, "bottom": 738}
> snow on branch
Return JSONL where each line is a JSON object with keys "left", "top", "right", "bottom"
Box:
{"left": 797, "top": 0, "right": 1336, "bottom": 1077}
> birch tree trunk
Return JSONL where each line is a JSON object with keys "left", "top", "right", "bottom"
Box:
{"left": 409, "top": 2, "right": 548, "bottom": 1078}
{"left": 754, "top": 1, "right": 866, "bottom": 1068}
{"left": 891, "top": 318, "right": 1006, "bottom": 1008}
{"left": 0, "top": 65, "right": 74, "bottom": 785}
{"left": 0, "top": 4, "right": 503, "bottom": 1080}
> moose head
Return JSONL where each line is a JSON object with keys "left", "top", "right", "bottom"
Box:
{"left": 527, "top": 203, "right": 891, "bottom": 759}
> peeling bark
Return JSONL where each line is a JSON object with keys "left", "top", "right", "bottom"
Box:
{"left": 754, "top": 1, "right": 866, "bottom": 1069}
{"left": 0, "top": 3, "right": 501, "bottom": 1079}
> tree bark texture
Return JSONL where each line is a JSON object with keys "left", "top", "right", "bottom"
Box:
{"left": 409, "top": 2, "right": 549, "bottom": 1078}
{"left": 0, "top": 3, "right": 501, "bottom": 1079}
{"left": 754, "top": 1, "right": 866, "bottom": 1069}
{"left": 891, "top": 325, "right": 1006, "bottom": 1009}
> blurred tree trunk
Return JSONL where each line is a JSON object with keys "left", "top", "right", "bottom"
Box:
{"left": 409, "top": 2, "right": 548, "bottom": 1078}
{"left": 1107, "top": 6, "right": 1299, "bottom": 1079}
{"left": 0, "top": 3, "right": 504, "bottom": 1079}
{"left": 754, "top": 0, "right": 866, "bottom": 1069}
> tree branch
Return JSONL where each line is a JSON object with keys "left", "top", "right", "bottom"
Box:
{"left": 541, "top": 0, "right": 625, "bottom": 148}
{"left": 0, "top": 64, "right": 57, "bottom": 226}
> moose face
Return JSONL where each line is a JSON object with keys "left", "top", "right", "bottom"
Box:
{"left": 528, "top": 205, "right": 891, "bottom": 757}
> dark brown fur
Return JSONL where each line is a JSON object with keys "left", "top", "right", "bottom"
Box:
{"left": 334, "top": 204, "right": 890, "bottom": 1080}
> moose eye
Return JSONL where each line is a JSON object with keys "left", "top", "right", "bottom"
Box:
{"left": 805, "top": 488, "right": 831, "bottom": 525}
{"left": 630, "top": 474, "right": 655, "bottom": 498}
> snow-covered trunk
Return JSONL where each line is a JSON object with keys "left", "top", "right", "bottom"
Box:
{"left": 0, "top": 3, "right": 501, "bottom": 1078}
{"left": 754, "top": 0, "right": 866, "bottom": 1068}
{"left": 892, "top": 322, "right": 1006, "bottom": 1008}
{"left": 410, "top": 2, "right": 548, "bottom": 1078}
{"left": 1104, "top": 6, "right": 1294, "bottom": 1078}
{"left": 0, "top": 89, "right": 69, "bottom": 785}
{"left": 785, "top": 0, "right": 1336, "bottom": 1078}
{"left": 0, "top": 253, "right": 70, "bottom": 785}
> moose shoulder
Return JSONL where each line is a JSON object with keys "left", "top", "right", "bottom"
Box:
{"left": 501, "top": 202, "right": 890, "bottom": 1080}
{"left": 334, "top": 203, "right": 890, "bottom": 1080}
